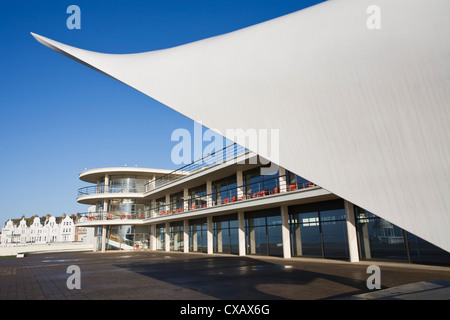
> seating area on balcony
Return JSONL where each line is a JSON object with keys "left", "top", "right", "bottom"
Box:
{"left": 79, "top": 175, "right": 317, "bottom": 222}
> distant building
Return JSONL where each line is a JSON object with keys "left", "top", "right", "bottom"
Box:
{"left": 1, "top": 214, "right": 94, "bottom": 246}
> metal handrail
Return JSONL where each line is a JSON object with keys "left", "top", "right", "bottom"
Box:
{"left": 143, "top": 143, "right": 248, "bottom": 193}
{"left": 78, "top": 211, "right": 146, "bottom": 221}
{"left": 77, "top": 185, "right": 146, "bottom": 197}
{"left": 77, "top": 176, "right": 317, "bottom": 222}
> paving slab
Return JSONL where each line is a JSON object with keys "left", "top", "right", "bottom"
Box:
{"left": 0, "top": 250, "right": 449, "bottom": 300}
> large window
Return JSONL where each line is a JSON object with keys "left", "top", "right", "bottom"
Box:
{"left": 189, "top": 218, "right": 207, "bottom": 253}
{"left": 213, "top": 214, "right": 239, "bottom": 255}
{"left": 108, "top": 199, "right": 144, "bottom": 219}
{"left": 109, "top": 175, "right": 147, "bottom": 193}
{"left": 155, "top": 197, "right": 166, "bottom": 215}
{"left": 244, "top": 168, "right": 279, "bottom": 198}
{"left": 212, "top": 175, "right": 237, "bottom": 205}
{"left": 107, "top": 225, "right": 135, "bottom": 250}
{"left": 245, "top": 208, "right": 283, "bottom": 257}
{"left": 356, "top": 209, "right": 407, "bottom": 261}
{"left": 169, "top": 192, "right": 184, "bottom": 213}
{"left": 189, "top": 185, "right": 207, "bottom": 209}
{"left": 289, "top": 200, "right": 349, "bottom": 260}
{"left": 170, "top": 221, "right": 184, "bottom": 251}
{"left": 155, "top": 223, "right": 165, "bottom": 250}
{"left": 355, "top": 207, "right": 450, "bottom": 265}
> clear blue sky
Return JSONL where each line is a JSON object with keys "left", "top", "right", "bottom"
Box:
{"left": 0, "top": 0, "right": 324, "bottom": 226}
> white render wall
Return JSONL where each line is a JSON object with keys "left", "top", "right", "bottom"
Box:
{"left": 32, "top": 0, "right": 450, "bottom": 252}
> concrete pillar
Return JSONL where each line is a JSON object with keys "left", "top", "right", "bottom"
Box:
{"left": 344, "top": 200, "right": 359, "bottom": 262}
{"left": 101, "top": 225, "right": 107, "bottom": 252}
{"left": 165, "top": 222, "right": 170, "bottom": 252}
{"left": 206, "top": 180, "right": 213, "bottom": 207}
{"left": 237, "top": 211, "right": 246, "bottom": 256}
{"left": 249, "top": 220, "right": 256, "bottom": 254}
{"left": 361, "top": 223, "right": 371, "bottom": 259}
{"left": 151, "top": 199, "right": 157, "bottom": 218}
{"left": 279, "top": 167, "right": 287, "bottom": 192}
{"left": 207, "top": 216, "right": 213, "bottom": 254}
{"left": 165, "top": 194, "right": 171, "bottom": 214}
{"left": 193, "top": 225, "right": 198, "bottom": 251}
{"left": 216, "top": 222, "right": 223, "bottom": 253}
{"left": 183, "top": 220, "right": 189, "bottom": 253}
{"left": 236, "top": 170, "right": 244, "bottom": 200}
{"left": 294, "top": 224, "right": 302, "bottom": 256}
{"left": 104, "top": 175, "right": 109, "bottom": 193}
{"left": 93, "top": 227, "right": 98, "bottom": 252}
{"left": 150, "top": 224, "right": 156, "bottom": 251}
{"left": 183, "top": 188, "right": 189, "bottom": 212}
{"left": 281, "top": 205, "right": 291, "bottom": 258}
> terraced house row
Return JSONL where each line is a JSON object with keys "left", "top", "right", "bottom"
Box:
{"left": 76, "top": 144, "right": 450, "bottom": 266}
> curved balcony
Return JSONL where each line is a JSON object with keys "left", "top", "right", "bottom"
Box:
{"left": 78, "top": 185, "right": 145, "bottom": 197}
{"left": 77, "top": 185, "right": 145, "bottom": 204}
{"left": 76, "top": 212, "right": 146, "bottom": 225}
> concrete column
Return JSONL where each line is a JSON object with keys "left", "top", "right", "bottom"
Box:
{"left": 150, "top": 224, "right": 156, "bottom": 251}
{"left": 165, "top": 194, "right": 171, "bottom": 214}
{"left": 101, "top": 225, "right": 107, "bottom": 252}
{"left": 360, "top": 223, "right": 371, "bottom": 259}
{"left": 236, "top": 170, "right": 244, "bottom": 200}
{"left": 183, "top": 220, "right": 189, "bottom": 253}
{"left": 249, "top": 220, "right": 256, "bottom": 254}
{"left": 183, "top": 188, "right": 189, "bottom": 212}
{"left": 165, "top": 222, "right": 170, "bottom": 252}
{"left": 216, "top": 222, "right": 223, "bottom": 253}
{"left": 344, "top": 200, "right": 359, "bottom": 262}
{"left": 279, "top": 167, "right": 287, "bottom": 192}
{"left": 206, "top": 180, "right": 213, "bottom": 207}
{"left": 151, "top": 199, "right": 157, "bottom": 218}
{"left": 193, "top": 225, "right": 198, "bottom": 252}
{"left": 238, "top": 211, "right": 246, "bottom": 256}
{"left": 294, "top": 224, "right": 302, "bottom": 256}
{"left": 104, "top": 175, "right": 109, "bottom": 193}
{"left": 93, "top": 227, "right": 98, "bottom": 252}
{"left": 281, "top": 205, "right": 291, "bottom": 258}
{"left": 207, "top": 216, "right": 213, "bottom": 254}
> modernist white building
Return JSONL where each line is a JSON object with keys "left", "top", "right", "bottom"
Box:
{"left": 76, "top": 145, "right": 450, "bottom": 265}
{"left": 1, "top": 214, "right": 93, "bottom": 246}
{"left": 32, "top": 0, "right": 450, "bottom": 264}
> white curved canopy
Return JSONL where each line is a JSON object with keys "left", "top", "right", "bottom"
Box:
{"left": 32, "top": 0, "right": 450, "bottom": 252}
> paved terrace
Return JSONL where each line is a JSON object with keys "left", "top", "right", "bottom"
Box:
{"left": 0, "top": 250, "right": 449, "bottom": 300}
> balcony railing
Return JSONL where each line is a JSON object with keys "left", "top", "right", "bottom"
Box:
{"left": 143, "top": 143, "right": 248, "bottom": 193}
{"left": 78, "top": 176, "right": 318, "bottom": 223}
{"left": 77, "top": 185, "right": 145, "bottom": 197}
{"left": 79, "top": 211, "right": 146, "bottom": 221}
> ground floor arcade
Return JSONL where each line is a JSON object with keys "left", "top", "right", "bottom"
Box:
{"left": 94, "top": 199, "right": 450, "bottom": 266}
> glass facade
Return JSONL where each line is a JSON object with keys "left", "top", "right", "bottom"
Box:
{"left": 189, "top": 185, "right": 207, "bottom": 210}
{"left": 213, "top": 214, "right": 239, "bottom": 255}
{"left": 244, "top": 168, "right": 279, "bottom": 197}
{"left": 155, "top": 223, "right": 165, "bottom": 250}
{"left": 109, "top": 175, "right": 147, "bottom": 193}
{"left": 245, "top": 208, "right": 283, "bottom": 257}
{"left": 289, "top": 200, "right": 349, "bottom": 260}
{"left": 106, "top": 225, "right": 135, "bottom": 250}
{"left": 355, "top": 207, "right": 450, "bottom": 265}
{"left": 89, "top": 172, "right": 450, "bottom": 267}
{"left": 189, "top": 218, "right": 208, "bottom": 253}
{"left": 105, "top": 199, "right": 145, "bottom": 219}
{"left": 169, "top": 192, "right": 184, "bottom": 213}
{"left": 170, "top": 221, "right": 184, "bottom": 251}
{"left": 212, "top": 175, "right": 237, "bottom": 205}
